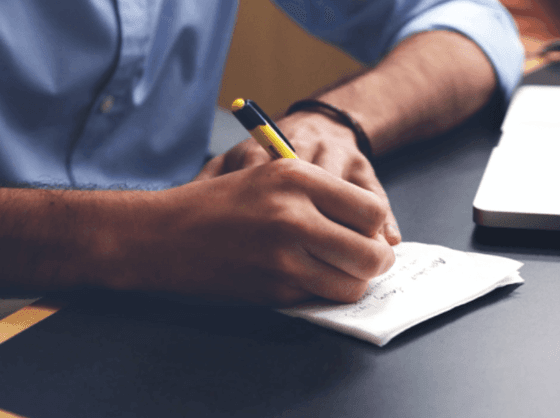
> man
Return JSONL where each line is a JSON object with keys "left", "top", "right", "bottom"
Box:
{"left": 0, "top": 1, "right": 523, "bottom": 305}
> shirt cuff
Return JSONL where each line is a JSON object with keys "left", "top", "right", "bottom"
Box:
{"left": 391, "top": 0, "right": 524, "bottom": 106}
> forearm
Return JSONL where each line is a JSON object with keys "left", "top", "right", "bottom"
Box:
{"left": 318, "top": 30, "right": 497, "bottom": 154}
{"left": 0, "top": 187, "right": 159, "bottom": 291}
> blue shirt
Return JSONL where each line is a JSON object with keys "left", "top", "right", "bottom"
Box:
{"left": 0, "top": 0, "right": 523, "bottom": 190}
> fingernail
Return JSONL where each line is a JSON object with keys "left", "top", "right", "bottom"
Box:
{"left": 384, "top": 223, "right": 401, "bottom": 244}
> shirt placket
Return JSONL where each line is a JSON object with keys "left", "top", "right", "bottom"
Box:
{"left": 69, "top": 0, "right": 151, "bottom": 183}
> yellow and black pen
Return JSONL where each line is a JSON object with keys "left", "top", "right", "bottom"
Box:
{"left": 231, "top": 98, "right": 298, "bottom": 159}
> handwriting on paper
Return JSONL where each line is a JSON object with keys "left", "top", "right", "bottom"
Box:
{"left": 278, "top": 242, "right": 524, "bottom": 346}
{"left": 345, "top": 251, "right": 449, "bottom": 317}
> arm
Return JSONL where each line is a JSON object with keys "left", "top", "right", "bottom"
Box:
{"left": 199, "top": 0, "right": 523, "bottom": 241}
{"left": 0, "top": 187, "right": 157, "bottom": 291}
{"left": 0, "top": 160, "right": 394, "bottom": 306}
{"left": 315, "top": 30, "right": 497, "bottom": 155}
{"left": 198, "top": 30, "right": 505, "bottom": 243}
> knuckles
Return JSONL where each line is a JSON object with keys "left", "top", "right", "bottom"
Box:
{"left": 223, "top": 138, "right": 269, "bottom": 172}
{"left": 241, "top": 145, "right": 270, "bottom": 167}
{"left": 353, "top": 241, "right": 395, "bottom": 280}
{"left": 350, "top": 152, "right": 371, "bottom": 173}
{"left": 358, "top": 198, "right": 390, "bottom": 237}
{"left": 351, "top": 253, "right": 383, "bottom": 280}
{"left": 340, "top": 280, "right": 370, "bottom": 304}
{"left": 267, "top": 158, "right": 313, "bottom": 186}
{"left": 369, "top": 244, "right": 396, "bottom": 278}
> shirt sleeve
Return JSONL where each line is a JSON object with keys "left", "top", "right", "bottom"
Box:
{"left": 273, "top": 0, "right": 524, "bottom": 105}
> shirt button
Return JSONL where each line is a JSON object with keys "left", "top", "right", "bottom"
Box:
{"left": 100, "top": 95, "right": 115, "bottom": 113}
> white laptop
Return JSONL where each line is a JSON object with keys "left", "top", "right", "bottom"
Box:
{"left": 473, "top": 85, "right": 560, "bottom": 230}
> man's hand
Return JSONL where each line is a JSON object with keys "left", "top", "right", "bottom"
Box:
{"left": 196, "top": 110, "right": 401, "bottom": 245}
{"left": 137, "top": 159, "right": 395, "bottom": 306}
{"left": 0, "top": 160, "right": 394, "bottom": 306}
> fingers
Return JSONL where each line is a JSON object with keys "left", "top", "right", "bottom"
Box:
{"left": 288, "top": 254, "right": 370, "bottom": 303}
{"left": 273, "top": 233, "right": 394, "bottom": 303}
{"left": 382, "top": 213, "right": 402, "bottom": 246}
{"left": 196, "top": 137, "right": 273, "bottom": 182}
{"left": 345, "top": 158, "right": 402, "bottom": 245}
{"left": 290, "top": 162, "right": 389, "bottom": 238}
{"left": 304, "top": 220, "right": 395, "bottom": 281}
{"left": 301, "top": 141, "right": 402, "bottom": 245}
{"left": 271, "top": 245, "right": 367, "bottom": 304}
{"left": 222, "top": 138, "right": 271, "bottom": 173}
{"left": 193, "top": 154, "right": 226, "bottom": 181}
{"left": 263, "top": 161, "right": 395, "bottom": 302}
{"left": 190, "top": 158, "right": 397, "bottom": 306}
{"left": 260, "top": 213, "right": 395, "bottom": 305}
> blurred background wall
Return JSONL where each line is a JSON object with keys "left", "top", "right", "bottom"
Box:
{"left": 217, "top": 0, "right": 362, "bottom": 118}
{"left": 501, "top": 0, "right": 560, "bottom": 72}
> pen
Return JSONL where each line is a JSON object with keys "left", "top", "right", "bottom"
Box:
{"left": 231, "top": 98, "right": 298, "bottom": 159}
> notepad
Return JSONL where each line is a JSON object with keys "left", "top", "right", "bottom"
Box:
{"left": 278, "top": 242, "right": 523, "bottom": 347}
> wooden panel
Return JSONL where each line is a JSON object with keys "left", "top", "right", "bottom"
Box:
{"left": 0, "top": 409, "right": 26, "bottom": 418}
{"left": 500, "top": 1, "right": 560, "bottom": 73}
{"left": 0, "top": 298, "right": 64, "bottom": 344}
{"left": 501, "top": 0, "right": 560, "bottom": 41}
{"left": 218, "top": 0, "right": 363, "bottom": 118}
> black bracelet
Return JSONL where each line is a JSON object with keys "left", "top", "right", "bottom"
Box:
{"left": 285, "top": 99, "right": 374, "bottom": 162}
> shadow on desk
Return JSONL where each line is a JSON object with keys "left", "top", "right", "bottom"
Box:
{"left": 472, "top": 226, "right": 560, "bottom": 255}
{"left": 0, "top": 281, "right": 524, "bottom": 418}
{"left": 0, "top": 289, "right": 377, "bottom": 418}
{"left": 386, "top": 282, "right": 522, "bottom": 350}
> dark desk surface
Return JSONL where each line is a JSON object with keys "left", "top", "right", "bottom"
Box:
{"left": 1, "top": 66, "right": 559, "bottom": 418}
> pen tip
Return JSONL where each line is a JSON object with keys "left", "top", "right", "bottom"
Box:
{"left": 231, "top": 98, "right": 246, "bottom": 112}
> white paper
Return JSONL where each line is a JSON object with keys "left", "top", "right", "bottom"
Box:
{"left": 278, "top": 242, "right": 524, "bottom": 347}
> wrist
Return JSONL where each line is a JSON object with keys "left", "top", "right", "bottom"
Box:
{"left": 276, "top": 110, "right": 359, "bottom": 155}
{"left": 80, "top": 189, "right": 163, "bottom": 291}
{"left": 317, "top": 76, "right": 398, "bottom": 155}
{"left": 285, "top": 99, "right": 374, "bottom": 161}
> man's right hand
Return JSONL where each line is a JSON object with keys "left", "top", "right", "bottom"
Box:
{"left": 0, "top": 159, "right": 394, "bottom": 307}
{"left": 129, "top": 158, "right": 395, "bottom": 306}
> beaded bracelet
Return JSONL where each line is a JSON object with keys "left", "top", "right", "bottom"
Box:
{"left": 285, "top": 99, "right": 374, "bottom": 162}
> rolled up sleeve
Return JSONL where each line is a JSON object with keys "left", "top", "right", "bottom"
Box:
{"left": 274, "top": 0, "right": 524, "bottom": 104}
